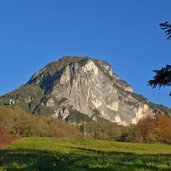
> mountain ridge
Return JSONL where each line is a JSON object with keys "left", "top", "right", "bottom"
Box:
{"left": 0, "top": 56, "right": 170, "bottom": 125}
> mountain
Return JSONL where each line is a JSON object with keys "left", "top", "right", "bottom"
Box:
{"left": 0, "top": 56, "right": 170, "bottom": 125}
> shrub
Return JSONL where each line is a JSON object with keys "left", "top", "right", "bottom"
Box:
{"left": 81, "top": 120, "right": 122, "bottom": 141}
{"left": 0, "top": 107, "right": 81, "bottom": 138}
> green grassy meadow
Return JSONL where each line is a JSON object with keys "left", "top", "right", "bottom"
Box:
{"left": 1, "top": 137, "right": 171, "bottom": 170}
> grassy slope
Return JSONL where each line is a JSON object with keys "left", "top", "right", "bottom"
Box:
{"left": 1, "top": 137, "right": 171, "bottom": 170}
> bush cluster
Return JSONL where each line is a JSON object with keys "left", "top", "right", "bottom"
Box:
{"left": 0, "top": 107, "right": 80, "bottom": 138}
{"left": 81, "top": 120, "right": 122, "bottom": 141}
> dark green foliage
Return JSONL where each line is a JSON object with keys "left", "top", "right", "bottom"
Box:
{"left": 33, "top": 105, "right": 54, "bottom": 115}
{"left": 148, "top": 65, "right": 171, "bottom": 88}
{"left": 160, "top": 21, "right": 171, "bottom": 40}
{"left": 85, "top": 120, "right": 122, "bottom": 141}
{"left": 148, "top": 65, "right": 171, "bottom": 95}
{"left": 148, "top": 22, "right": 171, "bottom": 95}
{"left": 120, "top": 125, "right": 137, "bottom": 142}
{"left": 66, "top": 110, "right": 91, "bottom": 122}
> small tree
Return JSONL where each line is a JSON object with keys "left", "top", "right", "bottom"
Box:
{"left": 136, "top": 115, "right": 171, "bottom": 143}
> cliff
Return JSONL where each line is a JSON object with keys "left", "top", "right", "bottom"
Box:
{"left": 1, "top": 56, "right": 170, "bottom": 125}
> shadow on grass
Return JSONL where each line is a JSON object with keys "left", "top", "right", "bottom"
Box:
{"left": 0, "top": 148, "right": 171, "bottom": 171}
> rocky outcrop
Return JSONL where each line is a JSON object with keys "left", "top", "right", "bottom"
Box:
{"left": 1, "top": 56, "right": 170, "bottom": 125}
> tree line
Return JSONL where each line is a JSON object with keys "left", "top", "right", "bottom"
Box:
{"left": 1, "top": 107, "right": 171, "bottom": 144}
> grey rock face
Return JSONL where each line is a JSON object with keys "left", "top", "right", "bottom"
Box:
{"left": 1, "top": 56, "right": 170, "bottom": 125}
{"left": 43, "top": 57, "right": 152, "bottom": 125}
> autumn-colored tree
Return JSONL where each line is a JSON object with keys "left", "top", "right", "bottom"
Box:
{"left": 136, "top": 114, "right": 171, "bottom": 143}
{"left": 154, "top": 115, "right": 171, "bottom": 143}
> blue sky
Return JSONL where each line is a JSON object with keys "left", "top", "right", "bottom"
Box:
{"left": 0, "top": 0, "right": 170, "bottom": 107}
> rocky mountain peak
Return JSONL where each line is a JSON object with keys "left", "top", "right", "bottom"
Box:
{"left": 1, "top": 56, "right": 170, "bottom": 125}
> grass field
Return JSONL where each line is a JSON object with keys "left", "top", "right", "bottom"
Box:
{"left": 1, "top": 137, "right": 171, "bottom": 170}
